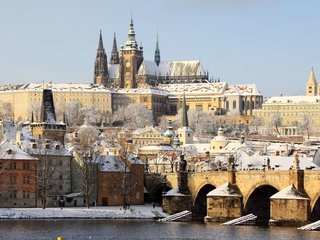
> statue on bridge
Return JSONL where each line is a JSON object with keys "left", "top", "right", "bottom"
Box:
{"left": 179, "top": 154, "right": 187, "bottom": 172}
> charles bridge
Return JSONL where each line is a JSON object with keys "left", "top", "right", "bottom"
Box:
{"left": 145, "top": 161, "right": 320, "bottom": 226}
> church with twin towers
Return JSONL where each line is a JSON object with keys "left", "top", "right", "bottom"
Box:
{"left": 93, "top": 16, "right": 209, "bottom": 88}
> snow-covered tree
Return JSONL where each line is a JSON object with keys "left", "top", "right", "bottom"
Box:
{"left": 0, "top": 101, "right": 13, "bottom": 121}
{"left": 177, "top": 109, "right": 215, "bottom": 137}
{"left": 72, "top": 123, "right": 100, "bottom": 208}
{"left": 270, "top": 114, "right": 282, "bottom": 135}
{"left": 250, "top": 116, "right": 262, "bottom": 133}
{"left": 298, "top": 114, "right": 310, "bottom": 139}
{"left": 112, "top": 103, "right": 154, "bottom": 129}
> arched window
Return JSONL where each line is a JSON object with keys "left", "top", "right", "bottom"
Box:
{"left": 226, "top": 101, "right": 229, "bottom": 110}
{"left": 233, "top": 100, "right": 236, "bottom": 109}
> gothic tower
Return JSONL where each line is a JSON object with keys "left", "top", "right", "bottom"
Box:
{"left": 31, "top": 88, "right": 66, "bottom": 145}
{"left": 306, "top": 67, "right": 317, "bottom": 96}
{"left": 110, "top": 33, "right": 120, "bottom": 64}
{"left": 93, "top": 30, "right": 109, "bottom": 86}
{"left": 177, "top": 91, "right": 194, "bottom": 145}
{"left": 119, "top": 16, "right": 144, "bottom": 88}
{"left": 154, "top": 32, "right": 161, "bottom": 66}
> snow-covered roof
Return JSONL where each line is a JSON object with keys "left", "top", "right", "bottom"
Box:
{"left": 113, "top": 86, "right": 168, "bottom": 96}
{"left": 224, "top": 84, "right": 261, "bottom": 96}
{"left": 164, "top": 188, "right": 186, "bottom": 196}
{"left": 158, "top": 82, "right": 226, "bottom": 95}
{"left": 19, "top": 128, "right": 71, "bottom": 157}
{"left": 265, "top": 95, "right": 320, "bottom": 104}
{"left": 0, "top": 83, "right": 112, "bottom": 93}
{"left": 132, "top": 126, "right": 162, "bottom": 135}
{"left": 137, "top": 60, "right": 205, "bottom": 76}
{"left": 139, "top": 144, "right": 177, "bottom": 152}
{"left": 207, "top": 183, "right": 242, "bottom": 197}
{"left": 0, "top": 140, "right": 36, "bottom": 161}
{"left": 270, "top": 185, "right": 309, "bottom": 200}
{"left": 97, "top": 155, "right": 126, "bottom": 172}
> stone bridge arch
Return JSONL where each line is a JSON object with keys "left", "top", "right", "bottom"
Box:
{"left": 244, "top": 183, "right": 279, "bottom": 225}
{"left": 192, "top": 183, "right": 216, "bottom": 221}
{"left": 310, "top": 193, "right": 320, "bottom": 221}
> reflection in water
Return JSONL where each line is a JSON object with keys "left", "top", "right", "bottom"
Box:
{"left": 0, "top": 219, "right": 318, "bottom": 240}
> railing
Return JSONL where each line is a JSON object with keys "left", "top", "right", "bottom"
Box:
{"left": 298, "top": 219, "right": 320, "bottom": 231}
{"left": 158, "top": 210, "right": 191, "bottom": 222}
{"left": 221, "top": 214, "right": 257, "bottom": 226}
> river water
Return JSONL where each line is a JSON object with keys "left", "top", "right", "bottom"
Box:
{"left": 0, "top": 219, "right": 318, "bottom": 240}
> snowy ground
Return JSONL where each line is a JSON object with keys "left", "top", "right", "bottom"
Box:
{"left": 0, "top": 204, "right": 167, "bottom": 219}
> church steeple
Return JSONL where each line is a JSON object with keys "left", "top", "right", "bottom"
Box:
{"left": 182, "top": 91, "right": 189, "bottom": 127}
{"left": 125, "top": 16, "right": 138, "bottom": 50}
{"left": 306, "top": 67, "right": 318, "bottom": 96}
{"left": 94, "top": 30, "right": 109, "bottom": 86}
{"left": 110, "top": 33, "right": 119, "bottom": 64}
{"left": 154, "top": 32, "right": 161, "bottom": 66}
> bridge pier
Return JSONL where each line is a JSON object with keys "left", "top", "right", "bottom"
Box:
{"left": 205, "top": 183, "right": 243, "bottom": 222}
{"left": 163, "top": 154, "right": 192, "bottom": 215}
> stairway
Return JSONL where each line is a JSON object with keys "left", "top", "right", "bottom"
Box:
{"left": 158, "top": 210, "right": 191, "bottom": 222}
{"left": 221, "top": 214, "right": 257, "bottom": 226}
{"left": 298, "top": 219, "right": 320, "bottom": 231}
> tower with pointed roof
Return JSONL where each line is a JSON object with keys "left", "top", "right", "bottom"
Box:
{"left": 306, "top": 67, "right": 317, "bottom": 96}
{"left": 154, "top": 33, "right": 161, "bottom": 66}
{"left": 177, "top": 92, "right": 193, "bottom": 145}
{"left": 93, "top": 31, "right": 109, "bottom": 86}
{"left": 110, "top": 33, "right": 120, "bottom": 65}
{"left": 31, "top": 88, "right": 66, "bottom": 145}
{"left": 118, "top": 16, "right": 144, "bottom": 88}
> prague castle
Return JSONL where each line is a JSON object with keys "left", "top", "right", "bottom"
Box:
{"left": 93, "top": 17, "right": 208, "bottom": 88}
{"left": 0, "top": 17, "right": 262, "bottom": 123}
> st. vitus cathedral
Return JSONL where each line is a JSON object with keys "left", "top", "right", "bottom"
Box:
{"left": 93, "top": 17, "right": 209, "bottom": 88}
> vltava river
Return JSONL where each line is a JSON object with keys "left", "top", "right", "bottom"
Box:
{"left": 0, "top": 219, "right": 318, "bottom": 239}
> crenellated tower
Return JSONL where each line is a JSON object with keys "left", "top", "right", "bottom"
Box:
{"left": 93, "top": 30, "right": 109, "bottom": 86}
{"left": 110, "top": 33, "right": 120, "bottom": 64}
{"left": 119, "top": 16, "right": 144, "bottom": 88}
{"left": 154, "top": 32, "right": 161, "bottom": 66}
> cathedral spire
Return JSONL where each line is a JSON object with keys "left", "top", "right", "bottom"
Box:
{"left": 110, "top": 32, "right": 119, "bottom": 64}
{"left": 93, "top": 30, "right": 109, "bottom": 86}
{"left": 154, "top": 32, "right": 161, "bottom": 66}
{"left": 182, "top": 91, "right": 189, "bottom": 127}
{"left": 125, "top": 16, "right": 138, "bottom": 49}
{"left": 98, "top": 30, "right": 104, "bottom": 50}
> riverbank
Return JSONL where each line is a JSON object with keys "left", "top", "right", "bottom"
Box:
{"left": 0, "top": 204, "right": 167, "bottom": 219}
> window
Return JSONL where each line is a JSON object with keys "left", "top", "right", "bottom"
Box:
{"left": 23, "top": 177, "right": 30, "bottom": 184}
{"left": 10, "top": 191, "right": 17, "bottom": 199}
{"left": 10, "top": 176, "right": 17, "bottom": 184}
{"left": 23, "top": 162, "right": 30, "bottom": 170}
{"left": 10, "top": 162, "right": 17, "bottom": 170}
{"left": 23, "top": 191, "right": 30, "bottom": 199}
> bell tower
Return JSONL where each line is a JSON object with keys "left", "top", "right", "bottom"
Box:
{"left": 119, "top": 16, "right": 144, "bottom": 88}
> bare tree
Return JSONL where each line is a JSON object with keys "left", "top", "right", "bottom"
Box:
{"left": 251, "top": 116, "right": 262, "bottom": 133}
{"left": 177, "top": 109, "right": 215, "bottom": 137}
{"left": 112, "top": 103, "right": 154, "bottom": 129}
{"left": 298, "top": 114, "right": 310, "bottom": 139}
{"left": 72, "top": 124, "right": 100, "bottom": 208}
{"left": 270, "top": 114, "right": 282, "bottom": 135}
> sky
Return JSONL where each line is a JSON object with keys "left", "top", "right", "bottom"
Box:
{"left": 0, "top": 0, "right": 319, "bottom": 97}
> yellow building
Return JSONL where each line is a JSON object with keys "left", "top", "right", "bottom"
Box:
{"left": 0, "top": 83, "right": 112, "bottom": 122}
{"left": 253, "top": 95, "right": 320, "bottom": 136}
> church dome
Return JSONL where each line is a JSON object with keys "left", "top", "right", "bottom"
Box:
{"left": 210, "top": 128, "right": 229, "bottom": 151}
